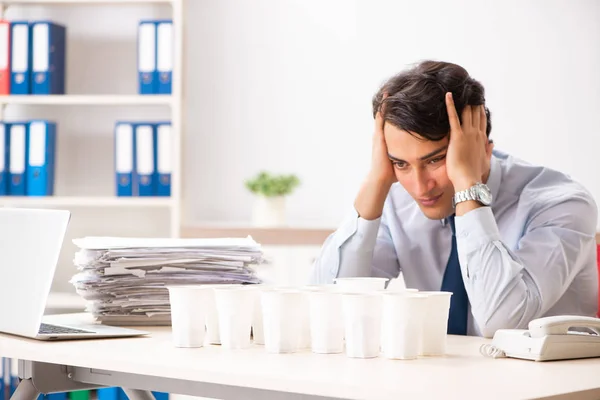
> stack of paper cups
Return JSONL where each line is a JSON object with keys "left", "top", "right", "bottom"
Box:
{"left": 341, "top": 292, "right": 383, "bottom": 358}
{"left": 166, "top": 285, "right": 211, "bottom": 348}
{"left": 419, "top": 291, "right": 453, "bottom": 356}
{"left": 381, "top": 291, "right": 428, "bottom": 359}
{"left": 214, "top": 286, "right": 255, "bottom": 349}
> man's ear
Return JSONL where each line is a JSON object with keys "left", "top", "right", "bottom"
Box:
{"left": 486, "top": 139, "right": 494, "bottom": 159}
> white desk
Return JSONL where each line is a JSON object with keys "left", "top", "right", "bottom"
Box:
{"left": 1, "top": 313, "right": 600, "bottom": 400}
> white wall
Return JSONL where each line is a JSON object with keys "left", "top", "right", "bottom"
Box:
{"left": 5, "top": 0, "right": 600, "bottom": 292}
{"left": 183, "top": 0, "right": 600, "bottom": 229}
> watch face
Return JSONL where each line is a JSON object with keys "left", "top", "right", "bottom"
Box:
{"left": 477, "top": 185, "right": 492, "bottom": 205}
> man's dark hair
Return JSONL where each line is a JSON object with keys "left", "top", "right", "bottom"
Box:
{"left": 372, "top": 60, "right": 492, "bottom": 140}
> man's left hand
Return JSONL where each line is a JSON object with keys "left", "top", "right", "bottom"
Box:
{"left": 445, "top": 92, "right": 491, "bottom": 193}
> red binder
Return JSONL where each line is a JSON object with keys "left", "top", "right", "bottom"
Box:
{"left": 0, "top": 20, "right": 10, "bottom": 95}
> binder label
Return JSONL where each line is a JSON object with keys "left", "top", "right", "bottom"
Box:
{"left": 157, "top": 22, "right": 173, "bottom": 77}
{"left": 12, "top": 24, "right": 28, "bottom": 74}
{"left": 33, "top": 23, "right": 49, "bottom": 73}
{"left": 136, "top": 125, "right": 154, "bottom": 175}
{"left": 115, "top": 124, "right": 133, "bottom": 173}
{"left": 0, "top": 23, "right": 8, "bottom": 71}
{"left": 10, "top": 125, "right": 25, "bottom": 175}
{"left": 138, "top": 23, "right": 156, "bottom": 76}
{"left": 0, "top": 125, "right": 5, "bottom": 173}
{"left": 157, "top": 124, "right": 171, "bottom": 175}
{"left": 28, "top": 122, "right": 46, "bottom": 166}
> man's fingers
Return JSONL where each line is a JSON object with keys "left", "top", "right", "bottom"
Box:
{"left": 445, "top": 92, "right": 461, "bottom": 133}
{"left": 472, "top": 105, "right": 480, "bottom": 131}
{"left": 479, "top": 105, "right": 487, "bottom": 134}
{"left": 461, "top": 104, "right": 472, "bottom": 131}
{"left": 375, "top": 109, "right": 385, "bottom": 137}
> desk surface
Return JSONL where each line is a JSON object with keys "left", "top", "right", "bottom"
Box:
{"left": 1, "top": 313, "right": 600, "bottom": 400}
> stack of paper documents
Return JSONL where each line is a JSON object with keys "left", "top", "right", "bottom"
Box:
{"left": 70, "top": 236, "right": 263, "bottom": 326}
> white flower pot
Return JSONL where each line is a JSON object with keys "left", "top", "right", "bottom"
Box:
{"left": 252, "top": 195, "right": 286, "bottom": 227}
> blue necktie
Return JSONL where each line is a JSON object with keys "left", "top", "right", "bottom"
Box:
{"left": 440, "top": 215, "right": 469, "bottom": 335}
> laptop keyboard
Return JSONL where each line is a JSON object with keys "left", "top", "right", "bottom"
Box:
{"left": 38, "top": 323, "right": 93, "bottom": 335}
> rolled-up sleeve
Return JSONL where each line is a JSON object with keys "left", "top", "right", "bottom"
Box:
{"left": 310, "top": 208, "right": 400, "bottom": 284}
{"left": 455, "top": 195, "right": 598, "bottom": 338}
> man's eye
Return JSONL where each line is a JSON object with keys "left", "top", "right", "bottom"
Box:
{"left": 428, "top": 155, "right": 445, "bottom": 164}
{"left": 393, "top": 162, "right": 407, "bottom": 169}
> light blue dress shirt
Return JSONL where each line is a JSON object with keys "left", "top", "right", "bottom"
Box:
{"left": 310, "top": 149, "right": 599, "bottom": 337}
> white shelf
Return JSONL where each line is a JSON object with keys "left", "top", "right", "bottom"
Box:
{"left": 0, "top": 196, "right": 174, "bottom": 207}
{"left": 1, "top": 0, "right": 174, "bottom": 4}
{"left": 0, "top": 95, "right": 172, "bottom": 106}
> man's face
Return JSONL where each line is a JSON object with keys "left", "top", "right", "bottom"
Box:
{"left": 384, "top": 122, "right": 454, "bottom": 220}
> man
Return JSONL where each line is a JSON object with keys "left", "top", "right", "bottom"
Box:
{"left": 310, "top": 60, "right": 598, "bottom": 338}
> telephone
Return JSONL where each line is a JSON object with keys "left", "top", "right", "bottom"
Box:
{"left": 480, "top": 315, "right": 600, "bottom": 361}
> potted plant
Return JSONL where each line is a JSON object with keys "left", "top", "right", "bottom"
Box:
{"left": 245, "top": 171, "right": 300, "bottom": 227}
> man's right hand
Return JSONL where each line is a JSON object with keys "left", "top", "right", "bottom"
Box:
{"left": 354, "top": 101, "right": 397, "bottom": 220}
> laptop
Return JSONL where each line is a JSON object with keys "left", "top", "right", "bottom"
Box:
{"left": 0, "top": 208, "right": 148, "bottom": 340}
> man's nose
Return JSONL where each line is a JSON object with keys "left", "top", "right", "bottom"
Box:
{"left": 414, "top": 168, "right": 434, "bottom": 196}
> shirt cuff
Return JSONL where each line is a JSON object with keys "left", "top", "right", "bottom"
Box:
{"left": 454, "top": 206, "right": 501, "bottom": 254}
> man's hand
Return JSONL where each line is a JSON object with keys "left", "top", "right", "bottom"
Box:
{"left": 354, "top": 96, "right": 397, "bottom": 220}
{"left": 445, "top": 92, "right": 490, "bottom": 192}
{"left": 369, "top": 100, "right": 397, "bottom": 187}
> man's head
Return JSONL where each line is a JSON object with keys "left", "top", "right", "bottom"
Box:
{"left": 372, "top": 60, "right": 493, "bottom": 220}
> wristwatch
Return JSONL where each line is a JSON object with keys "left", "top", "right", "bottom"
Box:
{"left": 452, "top": 182, "right": 492, "bottom": 208}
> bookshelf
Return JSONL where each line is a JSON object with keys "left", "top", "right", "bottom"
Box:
{"left": 0, "top": 195, "right": 174, "bottom": 207}
{"left": 0, "top": 0, "right": 173, "bottom": 4}
{"left": 0, "top": 0, "right": 185, "bottom": 239}
{"left": 0, "top": 94, "right": 173, "bottom": 106}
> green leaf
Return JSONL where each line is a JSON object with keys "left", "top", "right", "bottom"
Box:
{"left": 245, "top": 171, "right": 301, "bottom": 197}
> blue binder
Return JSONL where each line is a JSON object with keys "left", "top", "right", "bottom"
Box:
{"left": 114, "top": 122, "right": 135, "bottom": 197}
{"left": 46, "top": 394, "right": 67, "bottom": 400}
{"left": 117, "top": 389, "right": 168, "bottom": 400}
{"left": 25, "top": 120, "right": 56, "bottom": 196}
{"left": 9, "top": 358, "right": 18, "bottom": 395}
{"left": 0, "top": 123, "right": 10, "bottom": 196}
{"left": 155, "top": 20, "right": 172, "bottom": 94}
{"left": 137, "top": 20, "right": 157, "bottom": 94}
{"left": 31, "top": 21, "right": 66, "bottom": 95}
{"left": 154, "top": 122, "right": 171, "bottom": 196}
{"left": 134, "top": 123, "right": 156, "bottom": 196}
{"left": 10, "top": 21, "right": 31, "bottom": 95}
{"left": 8, "top": 122, "right": 28, "bottom": 195}
{"left": 97, "top": 388, "right": 119, "bottom": 400}
{"left": 1, "top": 358, "right": 5, "bottom": 400}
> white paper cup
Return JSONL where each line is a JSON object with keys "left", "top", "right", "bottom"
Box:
{"left": 334, "top": 277, "right": 389, "bottom": 292}
{"left": 418, "top": 291, "right": 453, "bottom": 356}
{"left": 341, "top": 292, "right": 383, "bottom": 358}
{"left": 381, "top": 292, "right": 428, "bottom": 359}
{"left": 167, "top": 285, "right": 211, "bottom": 348}
{"left": 214, "top": 286, "right": 255, "bottom": 349}
{"left": 246, "top": 284, "right": 275, "bottom": 345}
{"left": 200, "top": 284, "right": 242, "bottom": 345}
{"left": 261, "top": 289, "right": 305, "bottom": 353}
{"left": 308, "top": 290, "right": 344, "bottom": 354}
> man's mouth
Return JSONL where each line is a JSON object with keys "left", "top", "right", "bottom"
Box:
{"left": 418, "top": 193, "right": 443, "bottom": 207}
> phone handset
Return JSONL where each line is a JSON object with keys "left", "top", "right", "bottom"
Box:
{"left": 528, "top": 315, "right": 600, "bottom": 337}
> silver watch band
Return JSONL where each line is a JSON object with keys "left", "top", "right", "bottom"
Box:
{"left": 455, "top": 187, "right": 476, "bottom": 204}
